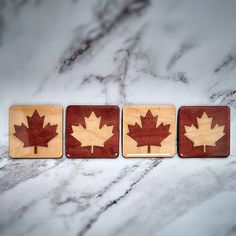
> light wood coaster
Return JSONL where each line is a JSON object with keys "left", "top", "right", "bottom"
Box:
{"left": 123, "top": 105, "right": 176, "bottom": 158}
{"left": 9, "top": 105, "right": 63, "bottom": 158}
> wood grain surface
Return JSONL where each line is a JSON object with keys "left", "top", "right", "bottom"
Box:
{"left": 178, "top": 106, "right": 230, "bottom": 157}
{"left": 123, "top": 105, "right": 176, "bottom": 158}
{"left": 66, "top": 105, "right": 119, "bottom": 158}
{"left": 9, "top": 105, "right": 63, "bottom": 158}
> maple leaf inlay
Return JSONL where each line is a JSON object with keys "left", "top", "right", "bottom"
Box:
{"left": 127, "top": 110, "right": 171, "bottom": 153}
{"left": 184, "top": 111, "right": 225, "bottom": 153}
{"left": 71, "top": 111, "right": 114, "bottom": 153}
{"left": 14, "top": 110, "right": 58, "bottom": 154}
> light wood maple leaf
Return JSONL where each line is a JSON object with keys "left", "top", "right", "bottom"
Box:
{"left": 71, "top": 111, "right": 114, "bottom": 153}
{"left": 184, "top": 111, "right": 225, "bottom": 153}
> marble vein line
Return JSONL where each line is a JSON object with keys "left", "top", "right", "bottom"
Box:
{"left": 59, "top": 0, "right": 150, "bottom": 73}
{"left": 77, "top": 159, "right": 161, "bottom": 236}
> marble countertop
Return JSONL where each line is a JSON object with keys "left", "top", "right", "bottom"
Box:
{"left": 0, "top": 0, "right": 236, "bottom": 236}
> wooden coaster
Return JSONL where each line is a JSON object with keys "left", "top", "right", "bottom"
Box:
{"left": 9, "top": 105, "right": 63, "bottom": 158}
{"left": 66, "top": 105, "right": 119, "bottom": 158}
{"left": 178, "top": 106, "right": 230, "bottom": 157}
{"left": 123, "top": 105, "right": 176, "bottom": 158}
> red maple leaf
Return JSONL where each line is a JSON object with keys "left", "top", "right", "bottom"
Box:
{"left": 14, "top": 110, "right": 58, "bottom": 154}
{"left": 127, "top": 110, "right": 171, "bottom": 153}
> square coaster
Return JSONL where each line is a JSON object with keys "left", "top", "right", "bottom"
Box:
{"left": 178, "top": 106, "right": 230, "bottom": 157}
{"left": 123, "top": 105, "right": 176, "bottom": 158}
{"left": 66, "top": 105, "right": 119, "bottom": 158}
{"left": 9, "top": 105, "right": 63, "bottom": 158}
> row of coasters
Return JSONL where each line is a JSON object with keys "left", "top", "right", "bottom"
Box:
{"left": 9, "top": 105, "right": 230, "bottom": 158}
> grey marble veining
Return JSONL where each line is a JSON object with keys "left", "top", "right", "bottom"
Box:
{"left": 0, "top": 0, "right": 236, "bottom": 236}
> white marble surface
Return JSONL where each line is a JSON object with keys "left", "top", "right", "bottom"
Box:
{"left": 0, "top": 0, "right": 236, "bottom": 236}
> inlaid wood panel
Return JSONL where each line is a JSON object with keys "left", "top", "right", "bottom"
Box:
{"left": 178, "top": 106, "right": 230, "bottom": 158}
{"left": 66, "top": 105, "right": 119, "bottom": 158}
{"left": 123, "top": 105, "right": 176, "bottom": 158}
{"left": 9, "top": 105, "right": 63, "bottom": 158}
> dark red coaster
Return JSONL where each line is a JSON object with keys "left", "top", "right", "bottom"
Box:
{"left": 66, "top": 105, "right": 119, "bottom": 158}
{"left": 178, "top": 106, "right": 230, "bottom": 158}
